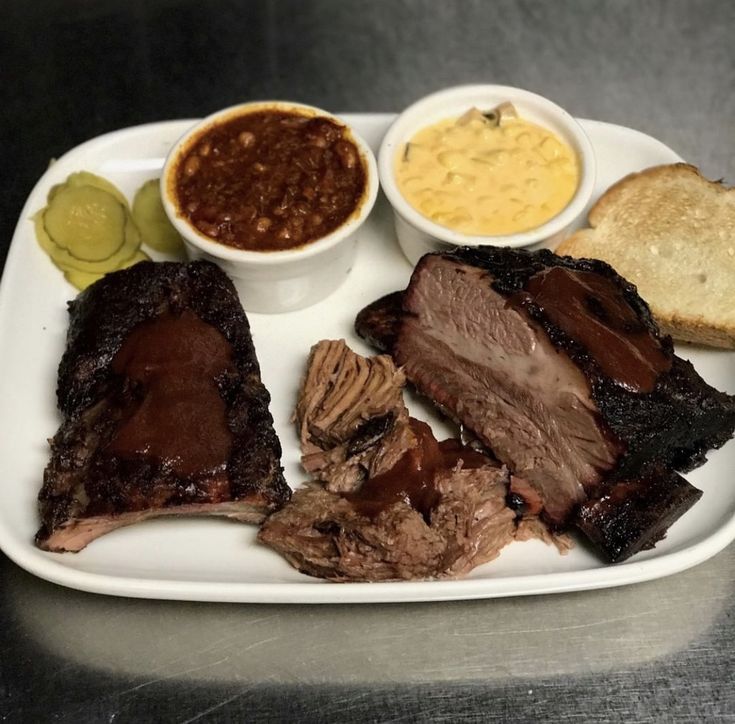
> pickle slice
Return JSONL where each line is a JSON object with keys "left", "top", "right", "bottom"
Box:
{"left": 49, "top": 171, "right": 129, "bottom": 208}
{"left": 44, "top": 185, "right": 127, "bottom": 261}
{"left": 118, "top": 248, "right": 151, "bottom": 269}
{"left": 63, "top": 249, "right": 151, "bottom": 291}
{"left": 35, "top": 208, "right": 142, "bottom": 273}
{"left": 34, "top": 170, "right": 150, "bottom": 286}
{"left": 132, "top": 179, "right": 183, "bottom": 254}
{"left": 63, "top": 269, "right": 105, "bottom": 291}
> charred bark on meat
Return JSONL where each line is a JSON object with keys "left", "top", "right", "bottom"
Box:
{"left": 38, "top": 261, "right": 289, "bottom": 552}
{"left": 355, "top": 247, "right": 735, "bottom": 562}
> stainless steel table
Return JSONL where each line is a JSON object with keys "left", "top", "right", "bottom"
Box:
{"left": 2, "top": 1, "right": 733, "bottom": 721}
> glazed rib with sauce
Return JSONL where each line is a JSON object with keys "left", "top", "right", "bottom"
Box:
{"left": 37, "top": 261, "right": 289, "bottom": 552}
{"left": 173, "top": 110, "right": 366, "bottom": 251}
{"left": 355, "top": 247, "right": 735, "bottom": 561}
{"left": 258, "top": 339, "right": 568, "bottom": 582}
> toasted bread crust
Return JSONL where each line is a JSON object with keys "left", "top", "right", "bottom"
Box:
{"left": 557, "top": 163, "right": 735, "bottom": 349}
{"left": 658, "top": 317, "right": 735, "bottom": 349}
{"left": 585, "top": 163, "right": 730, "bottom": 227}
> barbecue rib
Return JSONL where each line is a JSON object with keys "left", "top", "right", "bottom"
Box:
{"left": 37, "top": 260, "right": 290, "bottom": 552}
{"left": 355, "top": 247, "right": 735, "bottom": 561}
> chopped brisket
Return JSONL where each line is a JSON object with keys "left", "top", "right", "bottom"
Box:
{"left": 258, "top": 460, "right": 520, "bottom": 582}
{"left": 295, "top": 339, "right": 414, "bottom": 493}
{"left": 259, "top": 339, "right": 566, "bottom": 581}
{"left": 259, "top": 415, "right": 530, "bottom": 582}
{"left": 258, "top": 483, "right": 447, "bottom": 581}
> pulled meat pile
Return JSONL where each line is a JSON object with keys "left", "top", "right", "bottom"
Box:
{"left": 258, "top": 340, "right": 569, "bottom": 581}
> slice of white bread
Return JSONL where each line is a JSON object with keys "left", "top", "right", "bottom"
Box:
{"left": 557, "top": 163, "right": 735, "bottom": 348}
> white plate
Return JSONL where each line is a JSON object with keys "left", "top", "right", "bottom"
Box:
{"left": 0, "top": 116, "right": 733, "bottom": 604}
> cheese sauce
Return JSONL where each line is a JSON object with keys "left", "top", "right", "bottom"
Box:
{"left": 395, "top": 112, "right": 579, "bottom": 235}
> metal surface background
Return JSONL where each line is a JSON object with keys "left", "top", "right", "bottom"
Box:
{"left": 2, "top": 1, "right": 734, "bottom": 721}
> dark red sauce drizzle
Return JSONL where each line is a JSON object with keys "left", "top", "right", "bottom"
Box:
{"left": 348, "top": 419, "right": 491, "bottom": 519}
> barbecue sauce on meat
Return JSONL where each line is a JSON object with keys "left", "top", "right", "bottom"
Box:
{"left": 107, "top": 310, "right": 236, "bottom": 475}
{"left": 349, "top": 419, "right": 489, "bottom": 519}
{"left": 518, "top": 267, "right": 671, "bottom": 393}
{"left": 437, "top": 438, "right": 491, "bottom": 471}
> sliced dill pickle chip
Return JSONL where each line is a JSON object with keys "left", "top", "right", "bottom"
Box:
{"left": 118, "top": 248, "right": 151, "bottom": 269}
{"left": 34, "top": 210, "right": 91, "bottom": 273}
{"left": 44, "top": 185, "right": 127, "bottom": 261}
{"left": 49, "top": 171, "right": 129, "bottom": 208}
{"left": 34, "top": 209, "right": 64, "bottom": 262}
{"left": 63, "top": 249, "right": 151, "bottom": 291}
{"left": 132, "top": 179, "right": 183, "bottom": 254}
{"left": 34, "top": 204, "right": 142, "bottom": 273}
{"left": 63, "top": 269, "right": 105, "bottom": 291}
{"left": 34, "top": 171, "right": 147, "bottom": 285}
{"left": 64, "top": 250, "right": 151, "bottom": 291}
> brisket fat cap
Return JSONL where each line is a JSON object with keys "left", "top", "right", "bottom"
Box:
{"left": 38, "top": 260, "right": 290, "bottom": 551}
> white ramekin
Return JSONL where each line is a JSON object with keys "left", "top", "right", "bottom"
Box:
{"left": 161, "top": 101, "right": 379, "bottom": 313}
{"left": 378, "top": 85, "right": 597, "bottom": 265}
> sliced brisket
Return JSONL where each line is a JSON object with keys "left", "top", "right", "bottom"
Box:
{"left": 37, "top": 260, "right": 290, "bottom": 552}
{"left": 355, "top": 247, "right": 735, "bottom": 561}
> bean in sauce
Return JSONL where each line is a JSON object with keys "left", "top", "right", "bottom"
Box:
{"left": 174, "top": 110, "right": 367, "bottom": 252}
